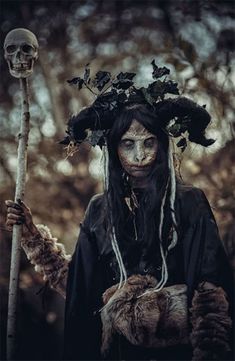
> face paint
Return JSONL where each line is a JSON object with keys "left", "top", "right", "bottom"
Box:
{"left": 118, "top": 120, "right": 158, "bottom": 180}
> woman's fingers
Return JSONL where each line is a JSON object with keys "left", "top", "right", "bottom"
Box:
{"left": 17, "top": 199, "right": 31, "bottom": 213}
{"left": 7, "top": 206, "right": 23, "bottom": 215}
{"left": 5, "top": 200, "right": 22, "bottom": 210}
{"left": 5, "top": 200, "right": 26, "bottom": 228}
{"left": 6, "top": 217, "right": 25, "bottom": 227}
{"left": 6, "top": 214, "right": 25, "bottom": 227}
{"left": 7, "top": 213, "right": 25, "bottom": 221}
{"left": 5, "top": 199, "right": 31, "bottom": 217}
{"left": 5, "top": 199, "right": 38, "bottom": 237}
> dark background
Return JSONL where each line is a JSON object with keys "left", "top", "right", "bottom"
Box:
{"left": 0, "top": 0, "right": 234, "bottom": 359}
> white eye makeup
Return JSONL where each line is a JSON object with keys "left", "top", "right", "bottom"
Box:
{"left": 144, "top": 137, "right": 157, "bottom": 148}
{"left": 120, "top": 137, "right": 157, "bottom": 150}
{"left": 119, "top": 139, "right": 134, "bottom": 149}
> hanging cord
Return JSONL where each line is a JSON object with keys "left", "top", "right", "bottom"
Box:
{"left": 167, "top": 140, "right": 178, "bottom": 251}
{"left": 111, "top": 227, "right": 127, "bottom": 288}
{"left": 102, "top": 145, "right": 109, "bottom": 190}
{"left": 102, "top": 146, "right": 127, "bottom": 289}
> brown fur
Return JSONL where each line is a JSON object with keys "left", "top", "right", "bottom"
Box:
{"left": 21, "top": 224, "right": 71, "bottom": 298}
{"left": 101, "top": 274, "right": 189, "bottom": 356}
{"left": 190, "top": 282, "right": 232, "bottom": 360}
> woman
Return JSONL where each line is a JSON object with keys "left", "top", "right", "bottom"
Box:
{"left": 6, "top": 64, "right": 233, "bottom": 360}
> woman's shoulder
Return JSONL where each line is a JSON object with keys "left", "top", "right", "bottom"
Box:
{"left": 83, "top": 193, "right": 105, "bottom": 226}
{"left": 87, "top": 193, "right": 105, "bottom": 211}
{"left": 176, "top": 183, "right": 212, "bottom": 223}
{"left": 176, "top": 182, "right": 208, "bottom": 202}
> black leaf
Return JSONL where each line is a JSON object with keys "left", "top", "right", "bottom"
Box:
{"left": 116, "top": 72, "right": 136, "bottom": 81}
{"left": 93, "top": 71, "right": 111, "bottom": 91}
{"left": 86, "top": 130, "right": 105, "bottom": 147}
{"left": 127, "top": 87, "right": 147, "bottom": 104}
{"left": 168, "top": 122, "right": 182, "bottom": 137}
{"left": 148, "top": 79, "right": 179, "bottom": 99}
{"left": 112, "top": 79, "right": 133, "bottom": 90}
{"left": 90, "top": 90, "right": 120, "bottom": 130}
{"left": 84, "top": 67, "right": 90, "bottom": 83}
{"left": 67, "top": 77, "right": 79, "bottom": 85}
{"left": 151, "top": 60, "right": 170, "bottom": 79}
{"left": 67, "top": 77, "right": 84, "bottom": 90}
{"left": 113, "top": 72, "right": 136, "bottom": 90}
{"left": 147, "top": 80, "right": 166, "bottom": 98}
{"left": 165, "top": 80, "right": 179, "bottom": 95}
{"left": 141, "top": 88, "right": 155, "bottom": 106}
{"left": 177, "top": 137, "right": 187, "bottom": 152}
{"left": 94, "top": 90, "right": 118, "bottom": 107}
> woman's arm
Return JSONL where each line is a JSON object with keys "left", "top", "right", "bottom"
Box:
{"left": 190, "top": 281, "right": 232, "bottom": 361}
{"left": 5, "top": 200, "right": 71, "bottom": 298}
{"left": 179, "top": 187, "right": 233, "bottom": 360}
{"left": 21, "top": 224, "right": 71, "bottom": 298}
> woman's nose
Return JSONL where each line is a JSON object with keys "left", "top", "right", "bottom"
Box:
{"left": 135, "top": 144, "right": 146, "bottom": 163}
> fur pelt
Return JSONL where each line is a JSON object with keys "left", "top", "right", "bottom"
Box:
{"left": 101, "top": 274, "right": 189, "bottom": 356}
{"left": 21, "top": 224, "right": 71, "bottom": 298}
{"left": 190, "top": 282, "right": 232, "bottom": 360}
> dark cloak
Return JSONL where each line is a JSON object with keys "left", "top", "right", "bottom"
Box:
{"left": 63, "top": 185, "right": 233, "bottom": 360}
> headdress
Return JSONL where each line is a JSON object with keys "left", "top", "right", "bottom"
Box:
{"left": 60, "top": 60, "right": 215, "bottom": 152}
{"left": 61, "top": 61, "right": 215, "bottom": 294}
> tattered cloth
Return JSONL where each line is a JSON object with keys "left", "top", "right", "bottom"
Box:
{"left": 101, "top": 274, "right": 189, "bottom": 356}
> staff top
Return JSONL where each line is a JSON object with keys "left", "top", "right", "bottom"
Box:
{"left": 4, "top": 28, "right": 39, "bottom": 78}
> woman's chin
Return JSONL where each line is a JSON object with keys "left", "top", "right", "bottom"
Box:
{"left": 128, "top": 171, "right": 151, "bottom": 188}
{"left": 128, "top": 167, "right": 151, "bottom": 178}
{"left": 131, "top": 171, "right": 149, "bottom": 178}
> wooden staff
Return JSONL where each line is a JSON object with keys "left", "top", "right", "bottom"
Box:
{"left": 7, "top": 78, "right": 30, "bottom": 359}
{"left": 4, "top": 28, "right": 39, "bottom": 360}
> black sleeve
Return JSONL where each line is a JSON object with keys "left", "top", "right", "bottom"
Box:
{"left": 63, "top": 198, "right": 103, "bottom": 360}
{"left": 180, "top": 188, "right": 233, "bottom": 306}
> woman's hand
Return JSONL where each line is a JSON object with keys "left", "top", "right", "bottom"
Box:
{"left": 5, "top": 199, "right": 40, "bottom": 238}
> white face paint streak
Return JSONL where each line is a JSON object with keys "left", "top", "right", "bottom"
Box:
{"left": 118, "top": 120, "right": 158, "bottom": 181}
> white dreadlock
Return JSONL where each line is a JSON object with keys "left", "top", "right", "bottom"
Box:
{"left": 168, "top": 140, "right": 178, "bottom": 251}
{"left": 102, "top": 139, "right": 178, "bottom": 295}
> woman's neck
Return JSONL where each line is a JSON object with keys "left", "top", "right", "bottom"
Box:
{"left": 130, "top": 176, "right": 150, "bottom": 189}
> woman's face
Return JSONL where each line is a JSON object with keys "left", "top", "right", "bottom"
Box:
{"left": 118, "top": 120, "right": 158, "bottom": 179}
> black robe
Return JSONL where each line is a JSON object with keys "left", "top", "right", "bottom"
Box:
{"left": 63, "top": 185, "right": 233, "bottom": 360}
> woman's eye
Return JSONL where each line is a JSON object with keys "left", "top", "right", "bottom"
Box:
{"left": 145, "top": 138, "right": 156, "bottom": 148}
{"left": 120, "top": 140, "right": 134, "bottom": 148}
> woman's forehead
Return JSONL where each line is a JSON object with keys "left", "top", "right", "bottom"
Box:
{"left": 121, "top": 119, "right": 155, "bottom": 139}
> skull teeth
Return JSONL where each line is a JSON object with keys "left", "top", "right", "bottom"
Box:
{"left": 12, "top": 64, "right": 30, "bottom": 70}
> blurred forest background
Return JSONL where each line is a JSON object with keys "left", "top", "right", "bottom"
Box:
{"left": 0, "top": 0, "right": 234, "bottom": 359}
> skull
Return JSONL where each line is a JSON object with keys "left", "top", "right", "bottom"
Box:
{"left": 4, "top": 28, "right": 39, "bottom": 78}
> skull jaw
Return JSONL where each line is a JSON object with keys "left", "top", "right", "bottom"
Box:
{"left": 7, "top": 59, "right": 34, "bottom": 78}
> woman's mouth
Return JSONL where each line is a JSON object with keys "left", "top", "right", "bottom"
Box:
{"left": 131, "top": 165, "right": 151, "bottom": 171}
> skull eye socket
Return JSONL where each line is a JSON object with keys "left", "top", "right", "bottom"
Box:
{"left": 5, "top": 45, "right": 17, "bottom": 54}
{"left": 22, "top": 44, "right": 35, "bottom": 54}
